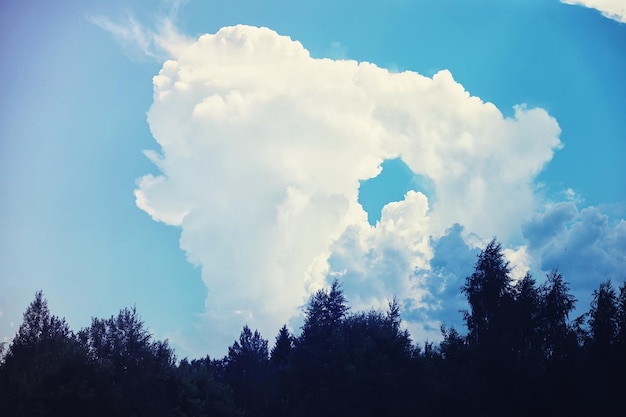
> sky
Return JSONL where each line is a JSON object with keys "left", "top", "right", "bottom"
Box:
{"left": 1, "top": 0, "right": 625, "bottom": 359}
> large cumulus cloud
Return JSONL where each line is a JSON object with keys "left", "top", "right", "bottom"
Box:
{"left": 135, "top": 25, "right": 563, "bottom": 353}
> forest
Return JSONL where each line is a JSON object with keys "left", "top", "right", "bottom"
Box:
{"left": 1, "top": 240, "right": 624, "bottom": 416}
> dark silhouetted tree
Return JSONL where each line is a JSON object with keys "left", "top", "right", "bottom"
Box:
{"left": 439, "top": 325, "right": 468, "bottom": 364}
{"left": 615, "top": 281, "right": 626, "bottom": 396}
{"left": 290, "top": 284, "right": 420, "bottom": 416}
{"left": 6, "top": 291, "right": 72, "bottom": 358}
{"left": 0, "top": 291, "right": 93, "bottom": 417}
{"left": 270, "top": 325, "right": 293, "bottom": 366}
{"left": 266, "top": 325, "right": 296, "bottom": 415}
{"left": 331, "top": 308, "right": 414, "bottom": 416}
{"left": 511, "top": 272, "right": 543, "bottom": 363}
{"left": 224, "top": 325, "right": 270, "bottom": 416}
{"left": 462, "top": 239, "right": 515, "bottom": 367}
{"left": 4, "top": 245, "right": 626, "bottom": 415}
{"left": 533, "top": 270, "right": 584, "bottom": 414}
{"left": 615, "top": 281, "right": 626, "bottom": 351}
{"left": 539, "top": 269, "right": 577, "bottom": 363}
{"left": 589, "top": 280, "right": 618, "bottom": 355}
{"left": 79, "top": 306, "right": 178, "bottom": 416}
{"left": 300, "top": 279, "right": 349, "bottom": 343}
{"left": 289, "top": 279, "right": 351, "bottom": 415}
{"left": 227, "top": 325, "right": 269, "bottom": 366}
{"left": 175, "top": 356, "right": 240, "bottom": 417}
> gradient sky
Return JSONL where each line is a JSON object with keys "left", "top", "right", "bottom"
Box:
{"left": 1, "top": 0, "right": 624, "bottom": 359}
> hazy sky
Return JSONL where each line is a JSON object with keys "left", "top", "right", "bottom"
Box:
{"left": 1, "top": 0, "right": 625, "bottom": 359}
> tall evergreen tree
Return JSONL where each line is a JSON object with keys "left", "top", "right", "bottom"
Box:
{"left": 300, "top": 279, "right": 349, "bottom": 344}
{"left": 511, "top": 272, "right": 542, "bottom": 362}
{"left": 0, "top": 292, "right": 93, "bottom": 417}
{"left": 224, "top": 325, "right": 270, "bottom": 416}
{"left": 588, "top": 280, "right": 618, "bottom": 355}
{"left": 270, "top": 325, "right": 293, "bottom": 366}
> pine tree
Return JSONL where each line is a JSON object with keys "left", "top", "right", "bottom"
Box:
{"left": 589, "top": 280, "right": 618, "bottom": 355}
{"left": 301, "top": 279, "right": 349, "bottom": 343}
{"left": 270, "top": 325, "right": 293, "bottom": 366}
{"left": 512, "top": 272, "right": 542, "bottom": 362}
{"left": 225, "top": 325, "right": 270, "bottom": 416}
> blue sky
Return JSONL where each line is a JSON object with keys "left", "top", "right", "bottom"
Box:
{"left": 1, "top": 0, "right": 624, "bottom": 358}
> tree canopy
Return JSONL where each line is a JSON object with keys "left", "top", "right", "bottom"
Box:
{"left": 1, "top": 240, "right": 624, "bottom": 415}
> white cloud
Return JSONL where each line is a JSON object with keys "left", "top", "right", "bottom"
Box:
{"left": 503, "top": 245, "right": 532, "bottom": 283}
{"left": 135, "top": 25, "right": 563, "bottom": 355}
{"left": 328, "top": 191, "right": 432, "bottom": 311}
{"left": 328, "top": 192, "right": 466, "bottom": 343}
{"left": 561, "top": 0, "right": 626, "bottom": 23}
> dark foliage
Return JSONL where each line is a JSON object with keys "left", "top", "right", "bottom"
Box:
{"left": 270, "top": 325, "right": 293, "bottom": 366}
{"left": 1, "top": 241, "right": 624, "bottom": 415}
{"left": 0, "top": 291, "right": 94, "bottom": 417}
{"left": 77, "top": 307, "right": 180, "bottom": 416}
{"left": 174, "top": 357, "right": 239, "bottom": 417}
{"left": 224, "top": 325, "right": 270, "bottom": 416}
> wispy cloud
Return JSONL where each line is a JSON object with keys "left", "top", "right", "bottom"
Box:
{"left": 89, "top": 1, "right": 191, "bottom": 61}
{"left": 561, "top": 0, "right": 626, "bottom": 23}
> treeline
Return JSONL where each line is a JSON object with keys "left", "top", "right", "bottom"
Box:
{"left": 1, "top": 240, "right": 624, "bottom": 416}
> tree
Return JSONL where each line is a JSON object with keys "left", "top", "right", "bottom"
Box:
{"left": 0, "top": 291, "right": 93, "bottom": 417}
{"left": 270, "top": 325, "right": 293, "bottom": 366}
{"left": 439, "top": 325, "right": 467, "bottom": 363}
{"left": 266, "top": 325, "right": 297, "bottom": 415}
{"left": 300, "top": 279, "right": 349, "bottom": 343}
{"left": 539, "top": 269, "right": 577, "bottom": 362}
{"left": 588, "top": 280, "right": 618, "bottom": 355}
{"left": 289, "top": 286, "right": 419, "bottom": 416}
{"left": 175, "top": 357, "right": 240, "bottom": 417}
{"left": 511, "top": 272, "right": 543, "bottom": 363}
{"left": 79, "top": 306, "right": 178, "bottom": 416}
{"left": 224, "top": 326, "right": 270, "bottom": 416}
{"left": 601, "top": 280, "right": 626, "bottom": 401}
{"left": 226, "top": 326, "right": 269, "bottom": 373}
{"left": 329, "top": 308, "right": 414, "bottom": 416}
{"left": 460, "top": 239, "right": 529, "bottom": 414}
{"left": 462, "top": 240, "right": 515, "bottom": 361}
{"left": 289, "top": 279, "right": 351, "bottom": 415}
{"left": 616, "top": 281, "right": 626, "bottom": 351}
{"left": 6, "top": 291, "right": 73, "bottom": 357}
